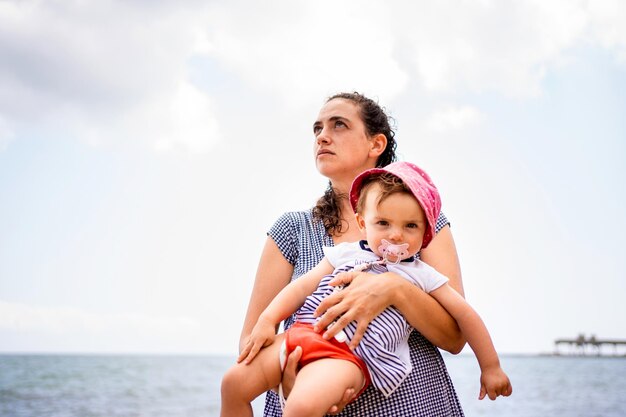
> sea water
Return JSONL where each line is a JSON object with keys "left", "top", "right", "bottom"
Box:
{"left": 1, "top": 353, "right": 624, "bottom": 417}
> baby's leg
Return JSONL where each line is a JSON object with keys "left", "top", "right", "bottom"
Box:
{"left": 220, "top": 334, "right": 284, "bottom": 417}
{"left": 283, "top": 358, "right": 365, "bottom": 417}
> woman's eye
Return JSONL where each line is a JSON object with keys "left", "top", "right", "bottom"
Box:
{"left": 335, "top": 120, "right": 346, "bottom": 128}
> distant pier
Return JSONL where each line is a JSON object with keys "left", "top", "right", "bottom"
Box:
{"left": 554, "top": 334, "right": 626, "bottom": 356}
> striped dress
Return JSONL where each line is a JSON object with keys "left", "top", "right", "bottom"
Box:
{"left": 265, "top": 210, "right": 464, "bottom": 417}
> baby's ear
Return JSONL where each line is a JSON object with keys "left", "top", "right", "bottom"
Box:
{"left": 355, "top": 213, "right": 366, "bottom": 232}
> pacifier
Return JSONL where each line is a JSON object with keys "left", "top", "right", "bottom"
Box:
{"left": 377, "top": 239, "right": 410, "bottom": 263}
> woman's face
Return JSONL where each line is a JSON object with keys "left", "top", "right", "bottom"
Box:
{"left": 313, "top": 99, "right": 379, "bottom": 185}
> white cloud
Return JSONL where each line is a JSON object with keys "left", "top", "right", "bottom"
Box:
{"left": 76, "top": 79, "right": 221, "bottom": 154}
{"left": 1, "top": 0, "right": 625, "bottom": 154}
{"left": 426, "top": 105, "right": 485, "bottom": 133}
{"left": 205, "top": 0, "right": 409, "bottom": 106}
{"left": 0, "top": 0, "right": 220, "bottom": 153}
{"left": 152, "top": 81, "right": 220, "bottom": 153}
{"left": 393, "top": 0, "right": 589, "bottom": 97}
{"left": 0, "top": 300, "right": 209, "bottom": 353}
{"left": 0, "top": 114, "right": 14, "bottom": 151}
{"left": 200, "top": 0, "right": 626, "bottom": 104}
{"left": 587, "top": 0, "right": 626, "bottom": 63}
{"left": 0, "top": 300, "right": 197, "bottom": 334}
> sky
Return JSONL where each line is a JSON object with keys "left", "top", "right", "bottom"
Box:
{"left": 0, "top": 0, "right": 625, "bottom": 356}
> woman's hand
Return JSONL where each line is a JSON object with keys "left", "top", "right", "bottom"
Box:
{"left": 277, "top": 345, "right": 301, "bottom": 395}
{"left": 279, "top": 345, "right": 356, "bottom": 414}
{"left": 313, "top": 263, "right": 464, "bottom": 353}
{"left": 327, "top": 388, "right": 357, "bottom": 415}
{"left": 313, "top": 270, "right": 400, "bottom": 350}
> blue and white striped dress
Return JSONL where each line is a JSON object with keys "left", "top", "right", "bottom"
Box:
{"left": 265, "top": 210, "right": 464, "bottom": 417}
{"left": 294, "top": 240, "right": 449, "bottom": 398}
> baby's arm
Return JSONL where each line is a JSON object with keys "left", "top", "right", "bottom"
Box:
{"left": 238, "top": 257, "right": 335, "bottom": 364}
{"left": 430, "top": 284, "right": 512, "bottom": 400}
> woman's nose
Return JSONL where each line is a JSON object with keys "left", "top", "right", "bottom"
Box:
{"left": 316, "top": 127, "right": 331, "bottom": 144}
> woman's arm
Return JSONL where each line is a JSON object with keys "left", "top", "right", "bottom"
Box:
{"left": 415, "top": 224, "right": 466, "bottom": 352}
{"left": 239, "top": 236, "right": 294, "bottom": 352}
{"left": 420, "top": 225, "right": 464, "bottom": 296}
{"left": 315, "top": 225, "right": 466, "bottom": 353}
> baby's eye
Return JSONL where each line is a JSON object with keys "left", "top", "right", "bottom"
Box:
{"left": 377, "top": 220, "right": 389, "bottom": 226}
{"left": 406, "top": 223, "right": 418, "bottom": 229}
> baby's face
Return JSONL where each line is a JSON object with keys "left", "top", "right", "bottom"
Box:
{"left": 356, "top": 183, "right": 427, "bottom": 262}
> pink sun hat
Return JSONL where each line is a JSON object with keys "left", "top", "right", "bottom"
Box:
{"left": 349, "top": 161, "right": 442, "bottom": 249}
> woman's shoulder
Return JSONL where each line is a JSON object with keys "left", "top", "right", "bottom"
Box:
{"left": 271, "top": 210, "right": 315, "bottom": 232}
{"left": 436, "top": 210, "right": 450, "bottom": 233}
{"left": 275, "top": 209, "right": 314, "bottom": 222}
{"left": 269, "top": 209, "right": 328, "bottom": 239}
{"left": 268, "top": 209, "right": 329, "bottom": 267}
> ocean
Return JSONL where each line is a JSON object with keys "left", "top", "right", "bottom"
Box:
{"left": 0, "top": 353, "right": 624, "bottom": 417}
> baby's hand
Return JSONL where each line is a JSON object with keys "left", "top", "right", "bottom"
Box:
{"left": 237, "top": 318, "right": 276, "bottom": 365}
{"left": 479, "top": 366, "right": 512, "bottom": 400}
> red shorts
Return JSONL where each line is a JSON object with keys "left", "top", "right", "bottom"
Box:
{"left": 284, "top": 322, "right": 371, "bottom": 399}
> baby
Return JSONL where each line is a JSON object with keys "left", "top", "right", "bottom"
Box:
{"left": 221, "top": 161, "right": 512, "bottom": 417}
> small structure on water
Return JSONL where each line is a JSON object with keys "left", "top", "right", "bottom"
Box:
{"left": 554, "top": 334, "right": 626, "bottom": 356}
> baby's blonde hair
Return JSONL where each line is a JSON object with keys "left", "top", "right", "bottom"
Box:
{"left": 355, "top": 173, "right": 412, "bottom": 214}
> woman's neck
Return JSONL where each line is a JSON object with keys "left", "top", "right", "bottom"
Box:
{"left": 329, "top": 179, "right": 350, "bottom": 197}
{"left": 331, "top": 194, "right": 363, "bottom": 244}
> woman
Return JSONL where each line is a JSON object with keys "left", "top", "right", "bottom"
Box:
{"left": 240, "top": 92, "right": 466, "bottom": 416}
